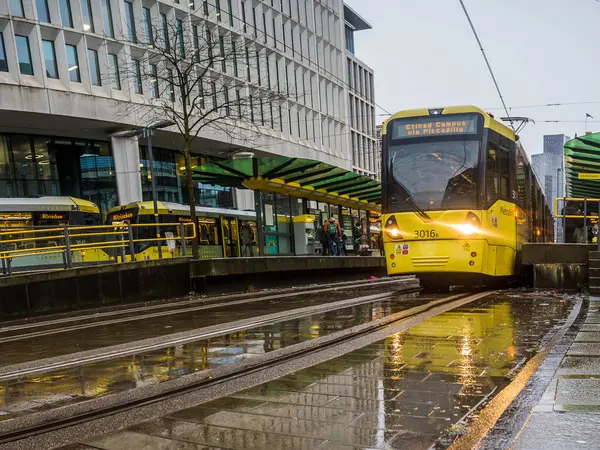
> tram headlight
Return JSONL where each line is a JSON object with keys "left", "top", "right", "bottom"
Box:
{"left": 384, "top": 215, "right": 403, "bottom": 240}
{"left": 451, "top": 223, "right": 480, "bottom": 236}
{"left": 450, "top": 213, "right": 482, "bottom": 236}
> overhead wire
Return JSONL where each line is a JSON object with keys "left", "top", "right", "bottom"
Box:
{"left": 458, "top": 0, "right": 514, "bottom": 131}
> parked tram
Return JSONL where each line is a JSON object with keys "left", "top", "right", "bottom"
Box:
{"left": 106, "top": 201, "right": 259, "bottom": 260}
{"left": 381, "top": 106, "right": 553, "bottom": 288}
{"left": 0, "top": 197, "right": 110, "bottom": 271}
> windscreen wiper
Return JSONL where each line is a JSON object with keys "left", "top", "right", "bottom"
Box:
{"left": 390, "top": 180, "right": 433, "bottom": 222}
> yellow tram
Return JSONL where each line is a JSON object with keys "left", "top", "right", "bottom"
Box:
{"left": 0, "top": 197, "right": 112, "bottom": 270}
{"left": 106, "top": 201, "right": 259, "bottom": 260}
{"left": 381, "top": 106, "right": 553, "bottom": 288}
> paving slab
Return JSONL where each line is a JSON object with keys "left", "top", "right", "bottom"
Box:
{"left": 558, "top": 356, "right": 600, "bottom": 375}
{"left": 574, "top": 332, "right": 600, "bottom": 342}
{"left": 510, "top": 412, "right": 600, "bottom": 450}
{"left": 567, "top": 343, "right": 600, "bottom": 356}
{"left": 556, "top": 377, "right": 600, "bottom": 410}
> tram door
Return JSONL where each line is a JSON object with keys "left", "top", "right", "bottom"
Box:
{"left": 220, "top": 217, "right": 240, "bottom": 257}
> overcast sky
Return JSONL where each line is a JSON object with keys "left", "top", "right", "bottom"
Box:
{"left": 344, "top": 0, "right": 600, "bottom": 156}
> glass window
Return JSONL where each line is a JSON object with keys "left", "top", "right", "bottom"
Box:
{"left": 15, "top": 35, "right": 34, "bottom": 76}
{"left": 160, "top": 13, "right": 169, "bottom": 50}
{"left": 176, "top": 18, "right": 184, "bottom": 55}
{"left": 10, "top": 0, "right": 24, "bottom": 17}
{"left": 124, "top": 1, "right": 136, "bottom": 43}
{"left": 42, "top": 40, "right": 58, "bottom": 78}
{"left": 255, "top": 51, "right": 260, "bottom": 85}
{"left": 0, "top": 33, "right": 8, "bottom": 72}
{"left": 66, "top": 44, "right": 80, "bottom": 82}
{"left": 81, "top": 0, "right": 94, "bottom": 32}
{"left": 36, "top": 0, "right": 50, "bottom": 22}
{"left": 88, "top": 48, "right": 101, "bottom": 86}
{"left": 108, "top": 53, "right": 120, "bottom": 89}
{"left": 33, "top": 138, "right": 59, "bottom": 196}
{"left": 143, "top": 7, "right": 153, "bottom": 45}
{"left": 219, "top": 36, "right": 226, "bottom": 72}
{"left": 59, "top": 0, "right": 73, "bottom": 27}
{"left": 215, "top": 0, "right": 220, "bottom": 21}
{"left": 167, "top": 68, "right": 175, "bottom": 101}
{"left": 232, "top": 40, "right": 238, "bottom": 77}
{"left": 498, "top": 148, "right": 511, "bottom": 200}
{"left": 133, "top": 59, "right": 142, "bottom": 94}
{"left": 192, "top": 25, "right": 199, "bottom": 62}
{"left": 101, "top": 0, "right": 114, "bottom": 37}
{"left": 210, "top": 81, "right": 218, "bottom": 109}
{"left": 227, "top": 0, "right": 233, "bottom": 26}
{"left": 150, "top": 63, "right": 158, "bottom": 98}
{"left": 390, "top": 138, "right": 480, "bottom": 211}
{"left": 241, "top": 1, "right": 247, "bottom": 33}
{"left": 11, "top": 135, "right": 39, "bottom": 197}
{"left": 486, "top": 144, "right": 498, "bottom": 204}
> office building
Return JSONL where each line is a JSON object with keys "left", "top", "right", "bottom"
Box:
{"left": 0, "top": 0, "right": 375, "bottom": 213}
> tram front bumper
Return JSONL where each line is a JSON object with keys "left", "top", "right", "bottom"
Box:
{"left": 385, "top": 239, "right": 489, "bottom": 275}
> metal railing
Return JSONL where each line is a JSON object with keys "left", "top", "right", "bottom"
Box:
{"left": 0, "top": 222, "right": 196, "bottom": 275}
{"left": 554, "top": 197, "right": 600, "bottom": 247}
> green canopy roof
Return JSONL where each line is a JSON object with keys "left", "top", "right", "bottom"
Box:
{"left": 565, "top": 133, "right": 600, "bottom": 198}
{"left": 192, "top": 157, "right": 382, "bottom": 211}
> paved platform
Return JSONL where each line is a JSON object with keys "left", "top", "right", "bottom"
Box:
{"left": 508, "top": 297, "right": 600, "bottom": 449}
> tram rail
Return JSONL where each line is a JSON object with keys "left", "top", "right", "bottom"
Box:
{"left": 0, "top": 290, "right": 493, "bottom": 448}
{"left": 0, "top": 276, "right": 419, "bottom": 345}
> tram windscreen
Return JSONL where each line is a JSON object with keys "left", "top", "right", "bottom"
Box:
{"left": 389, "top": 138, "right": 480, "bottom": 211}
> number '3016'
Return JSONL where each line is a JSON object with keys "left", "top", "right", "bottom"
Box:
{"left": 414, "top": 230, "right": 437, "bottom": 239}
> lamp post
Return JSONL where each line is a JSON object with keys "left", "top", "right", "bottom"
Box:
{"left": 111, "top": 120, "right": 176, "bottom": 259}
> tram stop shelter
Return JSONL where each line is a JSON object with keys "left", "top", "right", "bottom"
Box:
{"left": 192, "top": 157, "right": 382, "bottom": 256}
{"left": 555, "top": 133, "right": 600, "bottom": 243}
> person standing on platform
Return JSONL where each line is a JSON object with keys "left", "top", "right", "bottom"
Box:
{"left": 340, "top": 231, "right": 348, "bottom": 256}
{"left": 353, "top": 224, "right": 361, "bottom": 254}
{"left": 328, "top": 218, "right": 339, "bottom": 256}
{"left": 240, "top": 222, "right": 254, "bottom": 257}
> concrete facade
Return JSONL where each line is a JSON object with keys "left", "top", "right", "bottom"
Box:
{"left": 0, "top": 0, "right": 375, "bottom": 208}
{"left": 343, "top": 3, "right": 377, "bottom": 180}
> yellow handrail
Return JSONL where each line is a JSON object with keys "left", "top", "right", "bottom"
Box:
{"left": 0, "top": 222, "right": 197, "bottom": 264}
{"left": 555, "top": 197, "right": 600, "bottom": 219}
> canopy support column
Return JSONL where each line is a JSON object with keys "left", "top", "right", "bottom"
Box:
{"left": 254, "top": 189, "right": 264, "bottom": 256}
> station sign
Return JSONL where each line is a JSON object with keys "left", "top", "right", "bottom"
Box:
{"left": 578, "top": 173, "right": 600, "bottom": 180}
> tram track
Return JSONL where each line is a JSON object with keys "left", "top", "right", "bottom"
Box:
{"left": 0, "top": 277, "right": 417, "bottom": 345}
{"left": 0, "top": 289, "right": 494, "bottom": 449}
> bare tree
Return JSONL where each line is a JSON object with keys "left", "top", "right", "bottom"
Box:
{"left": 113, "top": 12, "right": 297, "bottom": 257}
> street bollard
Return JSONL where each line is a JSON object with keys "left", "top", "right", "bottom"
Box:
{"left": 180, "top": 222, "right": 187, "bottom": 256}
{"left": 64, "top": 226, "right": 73, "bottom": 269}
{"left": 128, "top": 224, "right": 136, "bottom": 262}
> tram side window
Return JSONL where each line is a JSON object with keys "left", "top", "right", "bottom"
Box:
{"left": 498, "top": 148, "right": 511, "bottom": 200}
{"left": 516, "top": 152, "right": 527, "bottom": 211}
{"left": 486, "top": 144, "right": 499, "bottom": 205}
